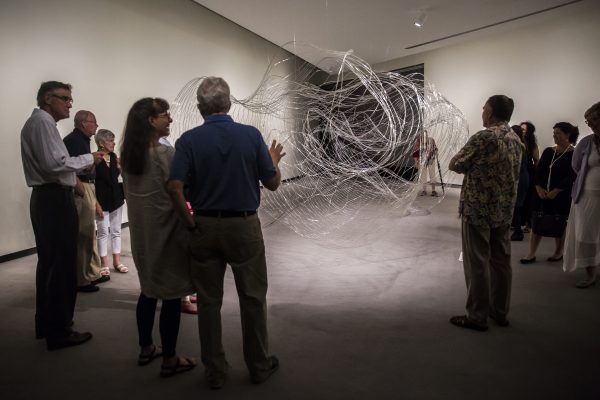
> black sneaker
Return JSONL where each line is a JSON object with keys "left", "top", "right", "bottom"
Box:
{"left": 250, "top": 356, "right": 279, "bottom": 384}
{"left": 91, "top": 275, "right": 110, "bottom": 285}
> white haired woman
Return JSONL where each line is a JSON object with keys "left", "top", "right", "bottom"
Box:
{"left": 94, "top": 129, "right": 128, "bottom": 274}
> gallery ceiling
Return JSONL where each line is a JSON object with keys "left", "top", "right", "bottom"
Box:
{"left": 193, "top": 0, "right": 584, "bottom": 66}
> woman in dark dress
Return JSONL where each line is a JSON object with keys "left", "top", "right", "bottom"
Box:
{"left": 521, "top": 122, "right": 579, "bottom": 263}
{"left": 510, "top": 125, "right": 529, "bottom": 241}
{"left": 94, "top": 129, "right": 128, "bottom": 275}
{"left": 520, "top": 121, "right": 539, "bottom": 232}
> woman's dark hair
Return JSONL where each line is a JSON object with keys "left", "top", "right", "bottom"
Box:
{"left": 520, "top": 121, "right": 537, "bottom": 154}
{"left": 511, "top": 125, "right": 526, "bottom": 145}
{"left": 553, "top": 122, "right": 580, "bottom": 144}
{"left": 120, "top": 97, "right": 169, "bottom": 175}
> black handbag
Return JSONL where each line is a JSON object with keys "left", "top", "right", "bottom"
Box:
{"left": 531, "top": 211, "right": 567, "bottom": 237}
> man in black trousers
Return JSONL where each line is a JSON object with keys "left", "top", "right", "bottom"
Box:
{"left": 20, "top": 81, "right": 104, "bottom": 350}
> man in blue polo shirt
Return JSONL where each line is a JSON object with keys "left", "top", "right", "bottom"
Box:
{"left": 168, "top": 76, "right": 285, "bottom": 389}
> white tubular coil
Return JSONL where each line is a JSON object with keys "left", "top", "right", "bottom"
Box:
{"left": 170, "top": 42, "right": 469, "bottom": 246}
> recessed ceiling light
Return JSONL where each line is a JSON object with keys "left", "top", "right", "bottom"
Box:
{"left": 414, "top": 11, "right": 426, "bottom": 28}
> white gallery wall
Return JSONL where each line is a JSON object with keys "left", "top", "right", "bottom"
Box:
{"left": 0, "top": 0, "right": 299, "bottom": 256}
{"left": 375, "top": 0, "right": 600, "bottom": 183}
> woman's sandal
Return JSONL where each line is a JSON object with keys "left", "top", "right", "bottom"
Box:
{"left": 160, "top": 356, "right": 197, "bottom": 378}
{"left": 114, "top": 264, "right": 129, "bottom": 273}
{"left": 100, "top": 266, "right": 111, "bottom": 276}
{"left": 138, "top": 344, "right": 163, "bottom": 366}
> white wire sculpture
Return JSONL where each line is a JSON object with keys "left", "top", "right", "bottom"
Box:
{"left": 170, "top": 43, "right": 469, "bottom": 246}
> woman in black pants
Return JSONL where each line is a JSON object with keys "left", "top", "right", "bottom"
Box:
{"left": 121, "top": 98, "right": 196, "bottom": 377}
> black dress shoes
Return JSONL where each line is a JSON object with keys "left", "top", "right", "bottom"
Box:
{"left": 46, "top": 331, "right": 92, "bottom": 351}
{"left": 91, "top": 275, "right": 110, "bottom": 285}
{"left": 78, "top": 284, "right": 99, "bottom": 292}
{"left": 520, "top": 257, "right": 536, "bottom": 264}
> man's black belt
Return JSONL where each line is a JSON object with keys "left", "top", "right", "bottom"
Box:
{"left": 32, "top": 183, "right": 73, "bottom": 191}
{"left": 79, "top": 178, "right": 95, "bottom": 184}
{"left": 194, "top": 210, "right": 256, "bottom": 218}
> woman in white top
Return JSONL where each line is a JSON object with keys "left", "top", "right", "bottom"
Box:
{"left": 563, "top": 101, "right": 600, "bottom": 288}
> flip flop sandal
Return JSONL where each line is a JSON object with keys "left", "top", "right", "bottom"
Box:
{"left": 449, "top": 315, "right": 488, "bottom": 332}
{"left": 138, "top": 344, "right": 163, "bottom": 366}
{"left": 114, "top": 264, "right": 129, "bottom": 273}
{"left": 160, "top": 357, "right": 197, "bottom": 378}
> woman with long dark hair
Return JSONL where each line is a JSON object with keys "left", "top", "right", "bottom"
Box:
{"left": 520, "top": 122, "right": 579, "bottom": 264}
{"left": 510, "top": 125, "right": 529, "bottom": 241}
{"left": 520, "top": 121, "right": 539, "bottom": 232}
{"left": 121, "top": 97, "right": 196, "bottom": 377}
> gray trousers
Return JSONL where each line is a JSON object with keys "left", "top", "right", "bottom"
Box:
{"left": 462, "top": 220, "right": 512, "bottom": 324}
{"left": 189, "top": 213, "right": 271, "bottom": 375}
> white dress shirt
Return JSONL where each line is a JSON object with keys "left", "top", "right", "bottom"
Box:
{"left": 21, "top": 108, "right": 93, "bottom": 187}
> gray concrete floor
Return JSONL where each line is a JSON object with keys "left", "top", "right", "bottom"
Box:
{"left": 0, "top": 188, "right": 599, "bottom": 400}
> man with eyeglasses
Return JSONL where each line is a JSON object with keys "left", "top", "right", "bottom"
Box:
{"left": 20, "top": 81, "right": 104, "bottom": 350}
{"left": 63, "top": 110, "right": 108, "bottom": 293}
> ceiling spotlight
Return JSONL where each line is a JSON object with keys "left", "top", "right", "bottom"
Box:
{"left": 413, "top": 11, "right": 426, "bottom": 28}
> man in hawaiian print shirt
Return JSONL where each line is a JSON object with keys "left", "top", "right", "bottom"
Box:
{"left": 448, "top": 95, "right": 523, "bottom": 331}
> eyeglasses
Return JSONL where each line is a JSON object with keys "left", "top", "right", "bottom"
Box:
{"left": 84, "top": 119, "right": 98, "bottom": 125}
{"left": 51, "top": 94, "right": 73, "bottom": 104}
{"left": 156, "top": 112, "right": 171, "bottom": 119}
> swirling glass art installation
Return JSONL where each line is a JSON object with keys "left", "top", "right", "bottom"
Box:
{"left": 170, "top": 43, "right": 469, "bottom": 246}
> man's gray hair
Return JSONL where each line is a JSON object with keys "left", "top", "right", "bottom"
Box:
{"left": 95, "top": 128, "right": 115, "bottom": 147}
{"left": 196, "top": 77, "right": 231, "bottom": 117}
{"left": 74, "top": 110, "right": 92, "bottom": 128}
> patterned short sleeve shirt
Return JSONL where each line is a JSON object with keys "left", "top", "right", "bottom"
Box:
{"left": 452, "top": 123, "right": 524, "bottom": 228}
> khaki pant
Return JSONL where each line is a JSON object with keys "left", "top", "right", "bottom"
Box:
{"left": 189, "top": 214, "right": 271, "bottom": 375}
{"left": 462, "top": 220, "right": 512, "bottom": 324}
{"left": 74, "top": 182, "right": 102, "bottom": 286}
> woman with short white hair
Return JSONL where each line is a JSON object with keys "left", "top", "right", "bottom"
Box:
{"left": 94, "top": 128, "right": 128, "bottom": 274}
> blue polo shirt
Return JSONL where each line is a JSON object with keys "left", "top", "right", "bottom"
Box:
{"left": 169, "top": 114, "right": 276, "bottom": 211}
